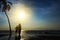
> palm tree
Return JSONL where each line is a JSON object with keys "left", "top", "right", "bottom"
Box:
{"left": 0, "top": 0, "right": 12, "bottom": 40}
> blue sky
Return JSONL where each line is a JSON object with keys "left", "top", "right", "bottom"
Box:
{"left": 0, "top": 0, "right": 60, "bottom": 30}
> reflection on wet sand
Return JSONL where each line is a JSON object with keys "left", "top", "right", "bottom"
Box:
{"left": 15, "top": 35, "right": 21, "bottom": 40}
{"left": 21, "top": 30, "right": 60, "bottom": 40}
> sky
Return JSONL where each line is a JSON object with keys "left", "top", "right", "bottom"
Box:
{"left": 0, "top": 0, "right": 60, "bottom": 30}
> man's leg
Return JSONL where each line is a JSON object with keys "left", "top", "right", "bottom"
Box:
{"left": 15, "top": 30, "right": 18, "bottom": 40}
{"left": 18, "top": 31, "right": 21, "bottom": 40}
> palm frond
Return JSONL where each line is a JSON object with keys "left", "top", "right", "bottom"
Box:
{"left": 8, "top": 1, "right": 12, "bottom": 5}
{"left": 0, "top": 4, "right": 1, "bottom": 9}
{"left": 1, "top": 0, "right": 6, "bottom": 2}
{"left": 7, "top": 4, "right": 11, "bottom": 11}
{"left": 0, "top": 0, "right": 2, "bottom": 9}
{"left": 0, "top": 0, "right": 12, "bottom": 12}
{"left": 2, "top": 5, "right": 7, "bottom": 12}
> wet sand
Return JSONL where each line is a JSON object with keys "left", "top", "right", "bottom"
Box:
{"left": 0, "top": 30, "right": 60, "bottom": 40}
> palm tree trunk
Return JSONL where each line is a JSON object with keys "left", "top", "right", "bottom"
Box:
{"left": 5, "top": 11, "right": 12, "bottom": 40}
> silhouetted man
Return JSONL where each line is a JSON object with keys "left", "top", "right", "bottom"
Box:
{"left": 15, "top": 24, "right": 21, "bottom": 40}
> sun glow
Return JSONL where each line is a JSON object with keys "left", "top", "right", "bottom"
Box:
{"left": 9, "top": 3, "right": 33, "bottom": 23}
{"left": 17, "top": 10, "right": 26, "bottom": 19}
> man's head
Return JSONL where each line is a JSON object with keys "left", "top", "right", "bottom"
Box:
{"left": 19, "top": 24, "right": 21, "bottom": 26}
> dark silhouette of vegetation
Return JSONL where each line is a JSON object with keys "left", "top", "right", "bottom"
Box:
{"left": 0, "top": 0, "right": 12, "bottom": 40}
